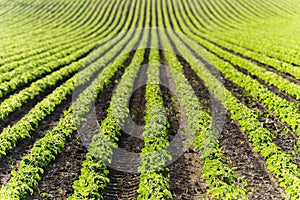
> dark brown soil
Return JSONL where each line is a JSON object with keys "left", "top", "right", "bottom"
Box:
{"left": 170, "top": 152, "right": 209, "bottom": 200}
{"left": 159, "top": 49, "right": 209, "bottom": 199}
{"left": 0, "top": 81, "right": 67, "bottom": 133}
{"left": 222, "top": 74, "right": 300, "bottom": 168}
{"left": 27, "top": 48, "right": 138, "bottom": 199}
{"left": 103, "top": 130, "right": 143, "bottom": 199}
{"left": 103, "top": 168, "right": 141, "bottom": 200}
{"left": 219, "top": 115, "right": 285, "bottom": 199}
{"left": 28, "top": 137, "right": 87, "bottom": 200}
{"left": 102, "top": 133, "right": 143, "bottom": 199}
{"left": 128, "top": 84, "right": 147, "bottom": 127}
{"left": 160, "top": 79, "right": 180, "bottom": 142}
{"left": 102, "top": 49, "right": 149, "bottom": 200}
{"left": 179, "top": 52, "right": 286, "bottom": 199}
{"left": 0, "top": 96, "right": 71, "bottom": 187}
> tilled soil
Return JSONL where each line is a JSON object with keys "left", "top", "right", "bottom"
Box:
{"left": 170, "top": 152, "right": 209, "bottom": 200}
{"left": 160, "top": 50, "right": 209, "bottom": 199}
{"left": 27, "top": 49, "right": 137, "bottom": 199}
{"left": 0, "top": 97, "right": 71, "bottom": 187}
{"left": 28, "top": 137, "right": 87, "bottom": 199}
{"left": 179, "top": 54, "right": 286, "bottom": 199}
{"left": 219, "top": 115, "right": 285, "bottom": 199}
{"left": 102, "top": 49, "right": 149, "bottom": 200}
{"left": 223, "top": 75, "right": 300, "bottom": 168}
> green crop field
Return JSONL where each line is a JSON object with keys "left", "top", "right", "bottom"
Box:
{"left": 0, "top": 0, "right": 300, "bottom": 199}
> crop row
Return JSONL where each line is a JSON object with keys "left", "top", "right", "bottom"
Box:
{"left": 70, "top": 46, "right": 147, "bottom": 200}
{"left": 137, "top": 40, "right": 172, "bottom": 199}
{"left": 180, "top": 0, "right": 300, "bottom": 78}
{"left": 158, "top": 6, "right": 248, "bottom": 198}
{"left": 162, "top": 8, "right": 300, "bottom": 198}
{"left": 1, "top": 0, "right": 299, "bottom": 199}
{"left": 0, "top": 0, "right": 137, "bottom": 100}
{"left": 0, "top": 0, "right": 92, "bottom": 43}
{"left": 71, "top": 4, "right": 150, "bottom": 198}
{"left": 168, "top": 0, "right": 300, "bottom": 143}
{"left": 0, "top": 0, "right": 143, "bottom": 120}
{"left": 0, "top": 23, "right": 146, "bottom": 198}
{"left": 0, "top": 0, "right": 117, "bottom": 65}
{"left": 0, "top": 0, "right": 126, "bottom": 74}
{"left": 178, "top": 0, "right": 300, "bottom": 69}
{"left": 0, "top": 0, "right": 115, "bottom": 66}
{"left": 0, "top": 0, "right": 143, "bottom": 198}
{"left": 0, "top": 15, "right": 141, "bottom": 158}
{"left": 0, "top": 0, "right": 106, "bottom": 62}
{"left": 188, "top": 0, "right": 300, "bottom": 65}
{"left": 176, "top": 0, "right": 300, "bottom": 101}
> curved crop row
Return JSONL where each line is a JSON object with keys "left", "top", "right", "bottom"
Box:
{"left": 0, "top": 0, "right": 112, "bottom": 63}
{"left": 69, "top": 2, "right": 148, "bottom": 197}
{"left": 0, "top": 0, "right": 135, "bottom": 99}
{"left": 0, "top": 0, "right": 125, "bottom": 74}
{"left": 69, "top": 50, "right": 146, "bottom": 200}
{"left": 158, "top": 2, "right": 248, "bottom": 199}
{"left": 137, "top": 48, "right": 172, "bottom": 199}
{"left": 0, "top": 23, "right": 147, "bottom": 198}
{"left": 167, "top": 23, "right": 300, "bottom": 200}
{"left": 0, "top": 22, "right": 140, "bottom": 158}
{"left": 167, "top": 0, "right": 300, "bottom": 140}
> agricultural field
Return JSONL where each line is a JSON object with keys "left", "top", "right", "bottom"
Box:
{"left": 0, "top": 0, "right": 300, "bottom": 199}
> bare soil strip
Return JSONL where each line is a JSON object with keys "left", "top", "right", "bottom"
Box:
{"left": 103, "top": 168, "right": 141, "bottom": 200}
{"left": 0, "top": 96, "right": 71, "bottom": 187}
{"left": 160, "top": 50, "right": 209, "bottom": 199}
{"left": 28, "top": 49, "right": 137, "bottom": 200}
{"left": 222, "top": 75, "right": 300, "bottom": 168}
{"left": 170, "top": 151, "right": 209, "bottom": 200}
{"left": 102, "top": 49, "right": 149, "bottom": 200}
{"left": 157, "top": 5, "right": 210, "bottom": 196}
{"left": 28, "top": 136, "right": 87, "bottom": 200}
{"left": 178, "top": 54, "right": 285, "bottom": 199}
{"left": 0, "top": 79, "right": 69, "bottom": 133}
{"left": 219, "top": 114, "right": 285, "bottom": 199}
